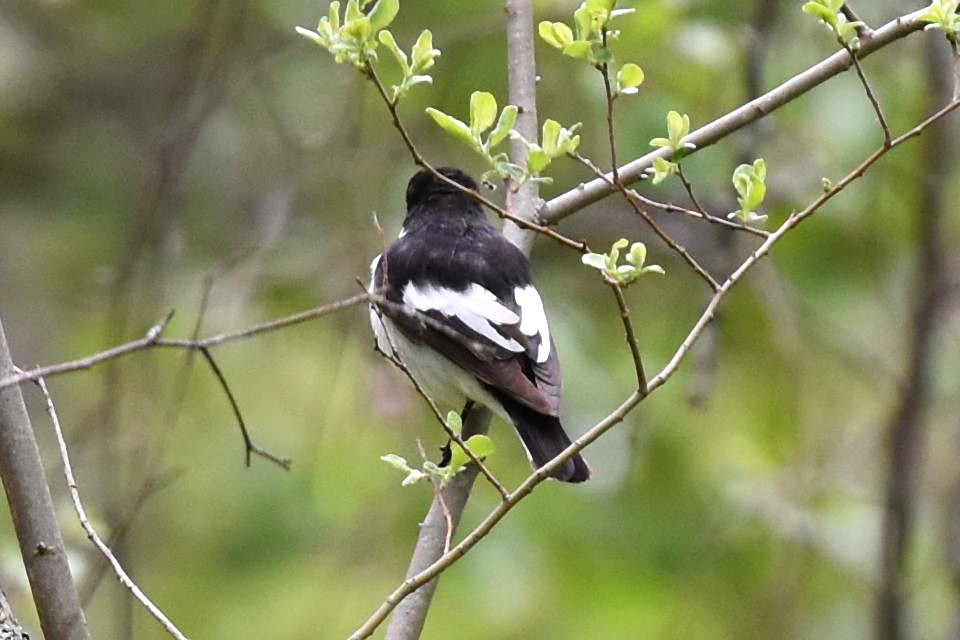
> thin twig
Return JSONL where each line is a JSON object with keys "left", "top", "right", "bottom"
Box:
{"left": 840, "top": 4, "right": 872, "bottom": 37}
{"left": 674, "top": 164, "right": 712, "bottom": 218}
{"left": 349, "top": 95, "right": 960, "bottom": 640}
{"left": 35, "top": 376, "right": 189, "bottom": 640}
{"left": 197, "top": 347, "right": 292, "bottom": 470}
{"left": 1, "top": 292, "right": 373, "bottom": 390}
{"left": 573, "top": 153, "right": 769, "bottom": 237}
{"left": 416, "top": 440, "right": 454, "bottom": 554}
{"left": 842, "top": 42, "right": 892, "bottom": 144}
{"left": 607, "top": 281, "right": 648, "bottom": 392}
{"left": 572, "top": 154, "right": 722, "bottom": 291}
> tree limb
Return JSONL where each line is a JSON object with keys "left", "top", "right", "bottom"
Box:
{"left": 0, "top": 318, "right": 90, "bottom": 640}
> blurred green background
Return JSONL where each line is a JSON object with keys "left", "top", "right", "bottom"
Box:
{"left": 2, "top": 0, "right": 960, "bottom": 638}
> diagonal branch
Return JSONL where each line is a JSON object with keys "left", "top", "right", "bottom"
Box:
{"left": 35, "top": 376, "right": 188, "bottom": 640}
{"left": 540, "top": 6, "right": 934, "bottom": 224}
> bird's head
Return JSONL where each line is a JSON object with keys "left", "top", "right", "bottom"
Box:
{"left": 405, "top": 167, "right": 478, "bottom": 211}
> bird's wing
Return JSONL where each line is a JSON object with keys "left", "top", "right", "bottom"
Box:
{"left": 373, "top": 257, "right": 562, "bottom": 417}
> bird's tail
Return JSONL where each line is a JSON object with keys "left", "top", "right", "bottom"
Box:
{"left": 498, "top": 398, "right": 590, "bottom": 483}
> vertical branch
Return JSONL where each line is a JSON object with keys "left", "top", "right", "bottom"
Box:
{"left": 874, "top": 36, "right": 955, "bottom": 640}
{"left": 502, "top": 0, "right": 542, "bottom": 254}
{"left": 383, "top": 2, "right": 541, "bottom": 637}
{"left": 0, "top": 319, "right": 90, "bottom": 640}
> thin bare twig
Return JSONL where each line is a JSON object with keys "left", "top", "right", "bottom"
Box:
{"left": 35, "top": 376, "right": 189, "bottom": 640}
{"left": 573, "top": 153, "right": 768, "bottom": 237}
{"left": 842, "top": 42, "right": 892, "bottom": 144}
{"left": 197, "top": 347, "right": 292, "bottom": 470}
{"left": 841, "top": 4, "right": 872, "bottom": 37}
{"left": 415, "top": 441, "right": 454, "bottom": 554}
{"left": 607, "top": 281, "right": 648, "bottom": 392}
{"left": 0, "top": 292, "right": 373, "bottom": 391}
{"left": 674, "top": 164, "right": 713, "bottom": 218}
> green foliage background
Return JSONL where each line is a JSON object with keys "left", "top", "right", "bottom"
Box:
{"left": 2, "top": 0, "right": 959, "bottom": 638}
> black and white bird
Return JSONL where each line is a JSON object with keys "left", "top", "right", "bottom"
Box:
{"left": 369, "top": 167, "right": 590, "bottom": 483}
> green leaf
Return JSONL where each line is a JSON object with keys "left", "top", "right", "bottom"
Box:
{"left": 380, "top": 453, "right": 411, "bottom": 471}
{"left": 541, "top": 119, "right": 562, "bottom": 157}
{"left": 625, "top": 242, "right": 647, "bottom": 267}
{"left": 378, "top": 30, "right": 409, "bottom": 73}
{"left": 573, "top": 5, "right": 592, "bottom": 40}
{"left": 367, "top": 0, "right": 399, "bottom": 32}
{"left": 411, "top": 30, "right": 441, "bottom": 73}
{"left": 538, "top": 21, "right": 574, "bottom": 49}
{"left": 648, "top": 157, "right": 678, "bottom": 185}
{"left": 562, "top": 40, "right": 594, "bottom": 61}
{"left": 527, "top": 147, "right": 551, "bottom": 174}
{"left": 488, "top": 105, "right": 518, "bottom": 148}
{"left": 426, "top": 108, "right": 480, "bottom": 151}
{"left": 581, "top": 253, "right": 608, "bottom": 270}
{"left": 464, "top": 434, "right": 494, "bottom": 459}
{"left": 447, "top": 434, "right": 495, "bottom": 472}
{"left": 445, "top": 410, "right": 463, "bottom": 436}
{"left": 469, "top": 91, "right": 497, "bottom": 136}
{"left": 666, "top": 111, "right": 689, "bottom": 146}
{"left": 616, "top": 63, "right": 645, "bottom": 95}
{"left": 801, "top": 2, "right": 837, "bottom": 26}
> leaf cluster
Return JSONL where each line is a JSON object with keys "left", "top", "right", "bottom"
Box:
{"left": 582, "top": 238, "right": 664, "bottom": 286}
{"left": 381, "top": 412, "right": 495, "bottom": 487}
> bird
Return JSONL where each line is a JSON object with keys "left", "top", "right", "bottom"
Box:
{"left": 369, "top": 167, "right": 590, "bottom": 483}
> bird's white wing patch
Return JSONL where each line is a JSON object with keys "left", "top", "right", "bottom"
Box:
{"left": 403, "top": 282, "right": 524, "bottom": 353}
{"left": 514, "top": 285, "right": 551, "bottom": 363}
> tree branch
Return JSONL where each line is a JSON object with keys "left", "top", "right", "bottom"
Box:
{"left": 0, "top": 319, "right": 90, "bottom": 640}
{"left": 540, "top": 6, "right": 933, "bottom": 225}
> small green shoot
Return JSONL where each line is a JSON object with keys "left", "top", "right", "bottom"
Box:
{"left": 919, "top": 0, "right": 960, "bottom": 44}
{"left": 377, "top": 29, "right": 441, "bottom": 101}
{"left": 801, "top": 0, "right": 865, "bottom": 49}
{"left": 538, "top": 0, "right": 635, "bottom": 66}
{"left": 427, "top": 93, "right": 579, "bottom": 185}
{"left": 582, "top": 238, "right": 664, "bottom": 285}
{"left": 729, "top": 159, "right": 768, "bottom": 224}
{"left": 645, "top": 111, "right": 694, "bottom": 183}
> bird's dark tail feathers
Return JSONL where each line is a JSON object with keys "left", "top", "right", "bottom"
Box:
{"left": 497, "top": 397, "right": 590, "bottom": 483}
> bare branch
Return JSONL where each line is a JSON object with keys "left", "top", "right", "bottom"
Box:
{"left": 197, "top": 347, "right": 292, "bottom": 470}
{"left": 1, "top": 292, "right": 373, "bottom": 391}
{"left": 35, "top": 376, "right": 189, "bottom": 640}
{"left": 608, "top": 282, "right": 648, "bottom": 392}
{"left": 0, "top": 321, "right": 90, "bottom": 640}
{"left": 843, "top": 43, "right": 892, "bottom": 144}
